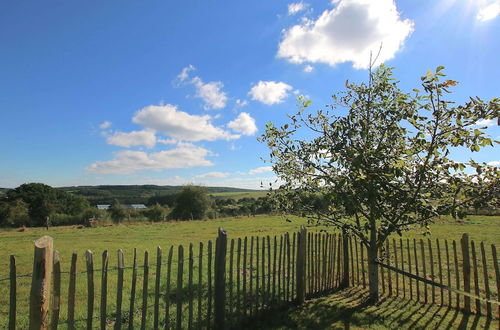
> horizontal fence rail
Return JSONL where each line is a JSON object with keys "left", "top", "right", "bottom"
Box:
{"left": 1, "top": 229, "right": 499, "bottom": 329}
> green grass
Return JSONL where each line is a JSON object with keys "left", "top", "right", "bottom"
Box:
{"left": 0, "top": 214, "right": 498, "bottom": 328}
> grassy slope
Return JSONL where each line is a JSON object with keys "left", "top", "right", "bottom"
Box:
{"left": 0, "top": 215, "right": 498, "bottom": 328}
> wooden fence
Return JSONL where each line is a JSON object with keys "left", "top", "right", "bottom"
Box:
{"left": 2, "top": 229, "right": 499, "bottom": 329}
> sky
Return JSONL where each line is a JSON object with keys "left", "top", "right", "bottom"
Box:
{"left": 0, "top": 0, "right": 499, "bottom": 189}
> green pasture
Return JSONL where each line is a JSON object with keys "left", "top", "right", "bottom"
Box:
{"left": 0, "top": 214, "right": 499, "bottom": 328}
{"left": 208, "top": 191, "right": 268, "bottom": 200}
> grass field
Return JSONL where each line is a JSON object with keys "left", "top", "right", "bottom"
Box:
{"left": 0, "top": 214, "right": 498, "bottom": 328}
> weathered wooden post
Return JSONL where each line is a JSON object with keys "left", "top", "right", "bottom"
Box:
{"left": 296, "top": 226, "right": 307, "bottom": 304}
{"left": 461, "top": 233, "right": 471, "bottom": 314}
{"left": 214, "top": 227, "right": 228, "bottom": 329}
{"left": 341, "top": 229, "right": 350, "bottom": 288}
{"left": 29, "top": 236, "right": 54, "bottom": 330}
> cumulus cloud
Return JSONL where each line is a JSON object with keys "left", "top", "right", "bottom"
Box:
{"left": 132, "top": 104, "right": 239, "bottom": 141}
{"left": 303, "top": 64, "right": 314, "bottom": 73}
{"left": 235, "top": 99, "right": 249, "bottom": 107}
{"left": 476, "top": 119, "right": 496, "bottom": 126}
{"left": 195, "top": 171, "right": 230, "bottom": 178}
{"left": 99, "top": 121, "right": 112, "bottom": 129}
{"left": 487, "top": 161, "right": 500, "bottom": 166}
{"left": 192, "top": 77, "right": 228, "bottom": 110}
{"left": 477, "top": 1, "right": 500, "bottom": 22}
{"left": 176, "top": 65, "right": 228, "bottom": 109}
{"left": 249, "top": 81, "right": 293, "bottom": 105}
{"left": 87, "top": 143, "right": 213, "bottom": 174}
{"left": 249, "top": 166, "right": 273, "bottom": 174}
{"left": 278, "top": 0, "right": 414, "bottom": 69}
{"left": 228, "top": 112, "right": 258, "bottom": 135}
{"left": 288, "top": 2, "right": 309, "bottom": 15}
{"left": 106, "top": 130, "right": 156, "bottom": 148}
{"left": 178, "top": 64, "right": 195, "bottom": 81}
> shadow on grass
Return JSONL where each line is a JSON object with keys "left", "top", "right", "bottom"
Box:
{"left": 240, "top": 288, "right": 496, "bottom": 329}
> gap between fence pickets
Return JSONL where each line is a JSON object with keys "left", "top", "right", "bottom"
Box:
{"left": 375, "top": 260, "right": 500, "bottom": 306}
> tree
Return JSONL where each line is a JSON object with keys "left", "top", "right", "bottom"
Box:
{"left": 6, "top": 183, "right": 89, "bottom": 226}
{"left": 261, "top": 64, "right": 499, "bottom": 301}
{"left": 108, "top": 199, "right": 126, "bottom": 224}
{"left": 143, "top": 203, "right": 169, "bottom": 222}
{"left": 170, "top": 186, "right": 211, "bottom": 220}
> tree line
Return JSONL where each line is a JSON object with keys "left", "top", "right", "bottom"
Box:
{"left": 0, "top": 183, "right": 275, "bottom": 227}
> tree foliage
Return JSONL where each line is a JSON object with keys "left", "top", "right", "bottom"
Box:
{"left": 171, "top": 186, "right": 211, "bottom": 220}
{"left": 261, "top": 64, "right": 499, "bottom": 300}
{"left": 108, "top": 199, "right": 126, "bottom": 224}
{"left": 5, "top": 183, "right": 89, "bottom": 226}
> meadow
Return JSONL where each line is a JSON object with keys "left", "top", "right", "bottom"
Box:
{"left": 0, "top": 214, "right": 498, "bottom": 328}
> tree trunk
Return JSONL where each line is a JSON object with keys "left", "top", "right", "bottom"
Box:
{"left": 367, "top": 220, "right": 379, "bottom": 302}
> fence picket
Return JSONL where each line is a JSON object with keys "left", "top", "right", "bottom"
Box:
{"left": 287, "top": 233, "right": 291, "bottom": 301}
{"left": 51, "top": 252, "right": 61, "bottom": 330}
{"left": 141, "top": 250, "right": 149, "bottom": 330}
{"left": 393, "top": 239, "right": 398, "bottom": 296}
{"left": 207, "top": 240, "right": 213, "bottom": 328}
{"left": 236, "top": 238, "right": 241, "bottom": 318}
{"left": 272, "top": 236, "right": 276, "bottom": 301}
{"left": 9, "top": 255, "right": 16, "bottom": 330}
{"left": 480, "top": 242, "right": 492, "bottom": 318}
{"left": 445, "top": 240, "right": 452, "bottom": 306}
{"left": 453, "top": 240, "right": 461, "bottom": 309}
{"left": 128, "top": 248, "right": 138, "bottom": 330}
{"left": 491, "top": 244, "right": 500, "bottom": 319}
{"left": 68, "top": 252, "right": 77, "bottom": 330}
{"left": 360, "top": 239, "right": 365, "bottom": 289}
{"left": 427, "top": 239, "right": 435, "bottom": 304}
{"left": 386, "top": 240, "right": 392, "bottom": 296}
{"left": 85, "top": 250, "right": 94, "bottom": 330}
{"left": 197, "top": 243, "right": 203, "bottom": 329}
{"left": 420, "top": 239, "right": 428, "bottom": 304}
{"left": 470, "top": 241, "right": 481, "bottom": 315}
{"left": 177, "top": 245, "right": 184, "bottom": 330}
{"left": 154, "top": 247, "right": 162, "bottom": 330}
{"left": 267, "top": 235, "right": 271, "bottom": 305}
{"left": 399, "top": 239, "right": 405, "bottom": 299}
{"left": 407, "top": 239, "right": 413, "bottom": 300}
{"left": 165, "top": 246, "right": 174, "bottom": 330}
{"left": 229, "top": 238, "right": 234, "bottom": 316}
{"left": 188, "top": 244, "right": 194, "bottom": 330}
{"left": 243, "top": 237, "right": 248, "bottom": 316}
{"left": 116, "top": 249, "right": 124, "bottom": 330}
{"left": 278, "top": 235, "right": 283, "bottom": 299}
{"left": 100, "top": 250, "right": 109, "bottom": 330}
{"left": 436, "top": 239, "right": 444, "bottom": 305}
{"left": 255, "top": 236, "right": 259, "bottom": 314}
{"left": 461, "top": 234, "right": 471, "bottom": 314}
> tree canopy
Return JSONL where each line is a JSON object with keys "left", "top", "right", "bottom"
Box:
{"left": 261, "top": 64, "right": 499, "bottom": 301}
{"left": 170, "top": 186, "right": 211, "bottom": 220}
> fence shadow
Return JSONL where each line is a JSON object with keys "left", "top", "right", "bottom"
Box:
{"left": 241, "top": 288, "right": 496, "bottom": 330}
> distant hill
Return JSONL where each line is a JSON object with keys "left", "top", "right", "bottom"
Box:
{"left": 57, "top": 185, "right": 262, "bottom": 205}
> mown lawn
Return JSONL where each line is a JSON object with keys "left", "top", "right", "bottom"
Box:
{"left": 0, "top": 214, "right": 498, "bottom": 328}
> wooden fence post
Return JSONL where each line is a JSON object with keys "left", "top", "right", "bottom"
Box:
{"left": 215, "top": 227, "right": 228, "bottom": 329}
{"left": 9, "top": 255, "right": 16, "bottom": 330}
{"left": 29, "top": 236, "right": 54, "bottom": 330}
{"left": 461, "top": 233, "right": 471, "bottom": 314}
{"left": 296, "top": 227, "right": 307, "bottom": 304}
{"left": 341, "top": 230, "right": 349, "bottom": 288}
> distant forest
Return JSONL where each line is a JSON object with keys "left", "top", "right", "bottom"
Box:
{"left": 52, "top": 185, "right": 260, "bottom": 205}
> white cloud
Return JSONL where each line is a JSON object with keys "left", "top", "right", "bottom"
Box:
{"left": 177, "top": 64, "right": 195, "bottom": 82}
{"left": 192, "top": 76, "right": 228, "bottom": 110}
{"left": 278, "top": 0, "right": 414, "bottom": 69}
{"left": 249, "top": 81, "right": 293, "bottom": 105}
{"left": 288, "top": 2, "right": 309, "bottom": 15}
{"left": 303, "top": 64, "right": 314, "bottom": 73}
{"left": 175, "top": 65, "right": 228, "bottom": 109}
{"left": 235, "top": 99, "right": 249, "bottom": 107}
{"left": 227, "top": 112, "right": 258, "bottom": 135}
{"left": 476, "top": 119, "right": 496, "bottom": 126}
{"left": 99, "top": 121, "right": 112, "bottom": 129}
{"left": 487, "top": 161, "right": 500, "bottom": 166}
{"left": 106, "top": 130, "right": 157, "bottom": 148}
{"left": 477, "top": 1, "right": 500, "bottom": 22}
{"left": 195, "top": 171, "right": 230, "bottom": 178}
{"left": 87, "top": 143, "right": 213, "bottom": 174}
{"left": 132, "top": 104, "right": 239, "bottom": 141}
{"left": 157, "top": 138, "right": 178, "bottom": 145}
{"left": 249, "top": 166, "right": 273, "bottom": 174}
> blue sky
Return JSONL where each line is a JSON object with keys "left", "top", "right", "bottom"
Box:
{"left": 1, "top": 0, "right": 499, "bottom": 189}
